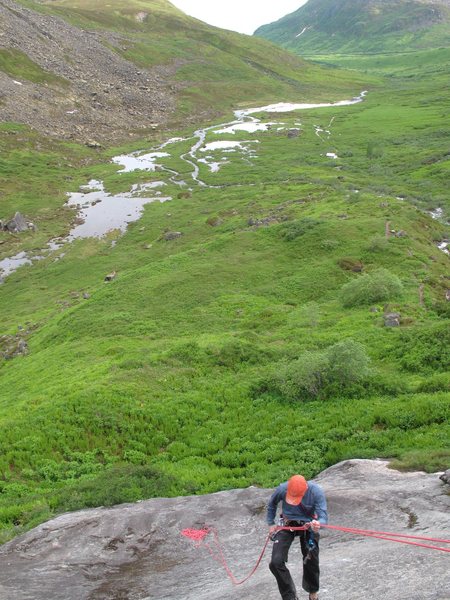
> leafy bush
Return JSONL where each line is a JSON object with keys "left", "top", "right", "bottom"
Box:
{"left": 340, "top": 268, "right": 403, "bottom": 307}
{"left": 390, "top": 322, "right": 450, "bottom": 373}
{"left": 416, "top": 373, "right": 450, "bottom": 393}
{"left": 320, "top": 239, "right": 340, "bottom": 250}
{"left": 54, "top": 465, "right": 176, "bottom": 512}
{"left": 367, "top": 235, "right": 390, "bottom": 252}
{"left": 264, "top": 340, "right": 371, "bottom": 401}
{"left": 367, "top": 141, "right": 384, "bottom": 159}
{"left": 280, "top": 218, "right": 322, "bottom": 241}
{"left": 326, "top": 339, "right": 370, "bottom": 385}
{"left": 338, "top": 257, "right": 364, "bottom": 272}
{"left": 275, "top": 351, "right": 328, "bottom": 400}
{"left": 208, "top": 339, "right": 266, "bottom": 369}
{"left": 166, "top": 341, "right": 207, "bottom": 365}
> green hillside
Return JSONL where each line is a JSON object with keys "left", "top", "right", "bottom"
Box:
{"left": 9, "top": 0, "right": 368, "bottom": 126}
{"left": 255, "top": 0, "right": 450, "bottom": 55}
{"left": 0, "top": 0, "right": 449, "bottom": 544}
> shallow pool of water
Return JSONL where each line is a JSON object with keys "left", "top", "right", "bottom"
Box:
{"left": 112, "top": 151, "right": 170, "bottom": 173}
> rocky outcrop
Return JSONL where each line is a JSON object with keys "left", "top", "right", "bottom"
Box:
{"left": 384, "top": 312, "right": 401, "bottom": 327}
{"left": 163, "top": 231, "right": 182, "bottom": 241}
{"left": 0, "top": 0, "right": 177, "bottom": 142}
{"left": 1, "top": 212, "right": 35, "bottom": 233}
{"left": 0, "top": 333, "right": 28, "bottom": 359}
{"left": 440, "top": 469, "right": 450, "bottom": 484}
{"left": 0, "top": 459, "right": 449, "bottom": 600}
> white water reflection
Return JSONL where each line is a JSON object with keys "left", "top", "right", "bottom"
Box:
{"left": 213, "top": 122, "right": 277, "bottom": 135}
{"left": 201, "top": 140, "right": 258, "bottom": 152}
{"left": 429, "top": 208, "right": 444, "bottom": 220}
{"left": 112, "top": 151, "right": 170, "bottom": 173}
{"left": 65, "top": 183, "right": 170, "bottom": 241}
{"left": 0, "top": 178, "right": 172, "bottom": 281}
{"left": 438, "top": 241, "right": 449, "bottom": 255}
{"left": 1, "top": 91, "right": 369, "bottom": 280}
{"left": 235, "top": 91, "right": 368, "bottom": 118}
{"left": 198, "top": 140, "right": 259, "bottom": 172}
{"left": 0, "top": 251, "right": 33, "bottom": 279}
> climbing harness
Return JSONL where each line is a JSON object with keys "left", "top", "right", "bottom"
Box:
{"left": 181, "top": 523, "right": 450, "bottom": 586}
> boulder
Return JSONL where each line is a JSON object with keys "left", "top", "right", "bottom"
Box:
{"left": 440, "top": 469, "right": 450, "bottom": 484}
{"left": 0, "top": 335, "right": 28, "bottom": 359}
{"left": 287, "top": 128, "right": 301, "bottom": 138}
{"left": 163, "top": 231, "right": 182, "bottom": 241}
{"left": 3, "top": 212, "right": 28, "bottom": 233}
{"left": 384, "top": 312, "right": 401, "bottom": 327}
{"left": 104, "top": 271, "right": 116, "bottom": 282}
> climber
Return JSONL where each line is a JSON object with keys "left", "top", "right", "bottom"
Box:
{"left": 267, "top": 474, "right": 328, "bottom": 600}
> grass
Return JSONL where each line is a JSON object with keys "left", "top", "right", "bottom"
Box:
{"left": 255, "top": 0, "right": 450, "bottom": 54}
{"left": 0, "top": 1, "right": 449, "bottom": 544}
{"left": 0, "top": 49, "right": 69, "bottom": 86}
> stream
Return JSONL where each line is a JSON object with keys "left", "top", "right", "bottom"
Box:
{"left": 2, "top": 90, "right": 445, "bottom": 281}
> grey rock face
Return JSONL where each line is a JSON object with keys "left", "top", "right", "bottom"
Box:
{"left": 0, "top": 460, "right": 449, "bottom": 600}
{"left": 163, "top": 231, "right": 182, "bottom": 241}
{"left": 0, "top": 334, "right": 28, "bottom": 359}
{"left": 384, "top": 312, "right": 401, "bottom": 327}
{"left": 440, "top": 469, "right": 450, "bottom": 484}
{"left": 0, "top": 0, "right": 177, "bottom": 142}
{"left": 3, "top": 212, "right": 28, "bottom": 233}
{"left": 287, "top": 128, "right": 301, "bottom": 138}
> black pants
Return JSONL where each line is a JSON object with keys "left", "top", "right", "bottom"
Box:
{"left": 269, "top": 528, "right": 320, "bottom": 600}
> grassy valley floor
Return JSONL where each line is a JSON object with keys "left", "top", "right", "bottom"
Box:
{"left": 0, "top": 58, "right": 449, "bottom": 542}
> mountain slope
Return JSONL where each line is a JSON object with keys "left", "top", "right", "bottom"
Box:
{"left": 255, "top": 0, "right": 450, "bottom": 54}
{"left": 0, "top": 0, "right": 367, "bottom": 142}
{"left": 0, "top": 0, "right": 449, "bottom": 548}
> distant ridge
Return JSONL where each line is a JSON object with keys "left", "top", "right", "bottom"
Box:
{"left": 254, "top": 0, "right": 450, "bottom": 54}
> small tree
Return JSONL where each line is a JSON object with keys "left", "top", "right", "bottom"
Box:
{"left": 340, "top": 268, "right": 403, "bottom": 307}
{"left": 326, "top": 339, "right": 370, "bottom": 385}
{"left": 276, "top": 351, "right": 328, "bottom": 400}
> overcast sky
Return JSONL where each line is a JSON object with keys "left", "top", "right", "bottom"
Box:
{"left": 170, "top": 0, "right": 308, "bottom": 35}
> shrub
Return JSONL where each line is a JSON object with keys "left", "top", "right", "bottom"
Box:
{"left": 416, "top": 373, "right": 450, "bottom": 393}
{"left": 390, "top": 323, "right": 450, "bottom": 373}
{"left": 208, "top": 339, "right": 265, "bottom": 369}
{"left": 265, "top": 340, "right": 371, "bottom": 401}
{"left": 367, "top": 142, "right": 384, "bottom": 159}
{"left": 367, "top": 235, "right": 390, "bottom": 252}
{"left": 54, "top": 465, "right": 175, "bottom": 512}
{"left": 280, "top": 218, "right": 322, "bottom": 241}
{"left": 320, "top": 239, "right": 340, "bottom": 250}
{"left": 340, "top": 268, "right": 403, "bottom": 307}
{"left": 275, "top": 351, "right": 328, "bottom": 400}
{"left": 326, "top": 339, "right": 370, "bottom": 385}
{"left": 338, "top": 257, "right": 364, "bottom": 272}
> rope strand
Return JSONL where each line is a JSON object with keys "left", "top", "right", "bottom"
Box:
{"left": 181, "top": 522, "right": 450, "bottom": 586}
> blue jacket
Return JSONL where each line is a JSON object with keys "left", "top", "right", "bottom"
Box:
{"left": 267, "top": 480, "right": 328, "bottom": 525}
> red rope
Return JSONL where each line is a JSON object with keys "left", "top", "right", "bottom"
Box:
{"left": 181, "top": 523, "right": 450, "bottom": 586}
{"left": 321, "top": 524, "right": 450, "bottom": 553}
{"left": 323, "top": 524, "right": 450, "bottom": 544}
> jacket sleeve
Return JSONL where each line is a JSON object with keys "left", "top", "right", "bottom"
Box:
{"left": 314, "top": 486, "right": 328, "bottom": 525}
{"left": 266, "top": 487, "right": 282, "bottom": 525}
